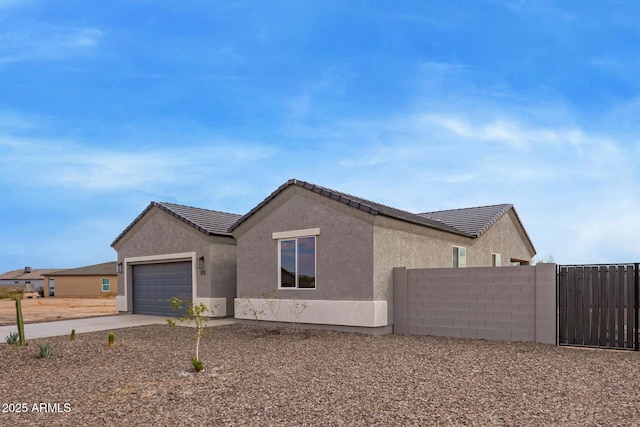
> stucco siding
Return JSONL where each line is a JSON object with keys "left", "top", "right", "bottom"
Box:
{"left": 235, "top": 188, "right": 375, "bottom": 301}
{"left": 54, "top": 275, "right": 118, "bottom": 297}
{"left": 469, "top": 210, "right": 535, "bottom": 265}
{"left": 372, "top": 209, "right": 534, "bottom": 324}
{"left": 209, "top": 241, "right": 237, "bottom": 315}
{"left": 112, "top": 206, "right": 236, "bottom": 310}
{"left": 373, "top": 218, "right": 474, "bottom": 324}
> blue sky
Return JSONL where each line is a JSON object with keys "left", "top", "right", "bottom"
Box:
{"left": 1, "top": 0, "right": 639, "bottom": 272}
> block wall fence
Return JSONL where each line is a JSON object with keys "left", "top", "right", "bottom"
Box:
{"left": 393, "top": 264, "right": 556, "bottom": 344}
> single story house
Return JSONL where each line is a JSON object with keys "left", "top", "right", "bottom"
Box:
{"left": 231, "top": 179, "right": 536, "bottom": 333}
{"left": 111, "top": 202, "right": 241, "bottom": 317}
{"left": 0, "top": 267, "right": 62, "bottom": 297}
{"left": 42, "top": 261, "right": 118, "bottom": 298}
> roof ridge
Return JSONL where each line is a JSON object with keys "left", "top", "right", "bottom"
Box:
{"left": 230, "top": 179, "right": 471, "bottom": 236}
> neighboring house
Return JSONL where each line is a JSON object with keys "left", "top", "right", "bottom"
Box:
{"left": 0, "top": 267, "right": 62, "bottom": 296}
{"left": 231, "top": 179, "right": 536, "bottom": 333}
{"left": 42, "top": 262, "right": 118, "bottom": 298}
{"left": 111, "top": 202, "right": 241, "bottom": 317}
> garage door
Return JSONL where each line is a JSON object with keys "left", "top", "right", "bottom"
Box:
{"left": 132, "top": 262, "right": 192, "bottom": 317}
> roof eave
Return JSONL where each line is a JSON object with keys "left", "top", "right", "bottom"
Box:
{"left": 112, "top": 202, "right": 235, "bottom": 248}
{"left": 230, "top": 179, "right": 474, "bottom": 237}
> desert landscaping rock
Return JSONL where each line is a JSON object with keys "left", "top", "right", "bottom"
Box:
{"left": 2, "top": 323, "right": 640, "bottom": 426}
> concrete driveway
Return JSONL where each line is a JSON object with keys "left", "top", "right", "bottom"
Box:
{"left": 0, "top": 314, "right": 236, "bottom": 341}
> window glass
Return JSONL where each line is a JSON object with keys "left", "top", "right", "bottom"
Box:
{"left": 279, "top": 236, "right": 316, "bottom": 289}
{"left": 101, "top": 278, "right": 110, "bottom": 292}
{"left": 297, "top": 236, "right": 316, "bottom": 288}
{"left": 492, "top": 253, "right": 502, "bottom": 267}
{"left": 280, "top": 240, "right": 296, "bottom": 287}
{"left": 453, "top": 246, "right": 467, "bottom": 268}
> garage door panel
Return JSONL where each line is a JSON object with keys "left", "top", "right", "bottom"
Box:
{"left": 132, "top": 261, "right": 192, "bottom": 317}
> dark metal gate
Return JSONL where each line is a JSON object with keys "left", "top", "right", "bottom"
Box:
{"left": 558, "top": 263, "right": 639, "bottom": 350}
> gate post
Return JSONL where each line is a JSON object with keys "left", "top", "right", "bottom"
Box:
{"left": 392, "top": 267, "right": 408, "bottom": 335}
{"left": 633, "top": 262, "right": 640, "bottom": 351}
{"left": 535, "top": 263, "right": 557, "bottom": 345}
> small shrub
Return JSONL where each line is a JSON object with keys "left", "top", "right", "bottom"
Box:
{"left": 108, "top": 332, "right": 115, "bottom": 348}
{"left": 191, "top": 356, "right": 204, "bottom": 372}
{"left": 70, "top": 329, "right": 76, "bottom": 341}
{"left": 167, "top": 297, "right": 215, "bottom": 373}
{"left": 37, "top": 343, "right": 54, "bottom": 359}
{"left": 5, "top": 331, "right": 19, "bottom": 346}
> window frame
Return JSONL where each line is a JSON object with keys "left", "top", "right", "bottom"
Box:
{"left": 101, "top": 277, "right": 110, "bottom": 292}
{"left": 492, "top": 253, "right": 502, "bottom": 267}
{"left": 453, "top": 246, "right": 467, "bottom": 268}
{"left": 274, "top": 229, "right": 319, "bottom": 290}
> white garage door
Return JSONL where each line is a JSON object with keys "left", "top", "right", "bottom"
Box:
{"left": 132, "top": 262, "right": 192, "bottom": 317}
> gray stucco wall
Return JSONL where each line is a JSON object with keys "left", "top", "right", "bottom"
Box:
{"left": 393, "top": 264, "right": 556, "bottom": 344}
{"left": 373, "top": 211, "right": 535, "bottom": 324}
{"left": 234, "top": 186, "right": 537, "bottom": 330}
{"left": 112, "top": 206, "right": 237, "bottom": 310}
{"left": 469, "top": 210, "right": 535, "bottom": 266}
{"left": 234, "top": 186, "right": 375, "bottom": 301}
{"left": 209, "top": 238, "right": 238, "bottom": 315}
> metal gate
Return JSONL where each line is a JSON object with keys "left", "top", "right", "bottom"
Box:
{"left": 558, "top": 263, "right": 639, "bottom": 350}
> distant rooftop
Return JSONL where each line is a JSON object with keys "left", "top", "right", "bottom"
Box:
{"left": 0, "top": 268, "right": 63, "bottom": 280}
{"left": 43, "top": 261, "right": 117, "bottom": 276}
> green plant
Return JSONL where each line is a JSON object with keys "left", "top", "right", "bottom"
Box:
{"left": 5, "top": 331, "right": 19, "bottom": 346}
{"left": 108, "top": 332, "right": 115, "bottom": 348}
{"left": 167, "top": 298, "right": 215, "bottom": 372}
{"left": 37, "top": 343, "right": 54, "bottom": 359}
{"left": 70, "top": 329, "right": 76, "bottom": 341}
{"left": 8, "top": 291, "right": 26, "bottom": 346}
{"left": 191, "top": 356, "right": 204, "bottom": 372}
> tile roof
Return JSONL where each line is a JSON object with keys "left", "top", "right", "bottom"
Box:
{"left": 111, "top": 180, "right": 533, "bottom": 251}
{"left": 43, "top": 261, "right": 117, "bottom": 276}
{"left": 419, "top": 204, "right": 513, "bottom": 238}
{"left": 111, "top": 201, "right": 242, "bottom": 247}
{"left": 229, "top": 179, "right": 507, "bottom": 238}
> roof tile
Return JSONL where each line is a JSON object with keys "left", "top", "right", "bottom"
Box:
{"left": 112, "top": 202, "right": 241, "bottom": 247}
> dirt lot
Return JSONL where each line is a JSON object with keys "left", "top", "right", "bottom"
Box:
{"left": 0, "top": 297, "right": 117, "bottom": 326}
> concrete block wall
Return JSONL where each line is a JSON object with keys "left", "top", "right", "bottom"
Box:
{"left": 393, "top": 264, "right": 556, "bottom": 344}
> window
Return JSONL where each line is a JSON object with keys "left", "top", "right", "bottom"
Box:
{"left": 279, "top": 236, "right": 316, "bottom": 289}
{"left": 492, "top": 253, "right": 502, "bottom": 267}
{"left": 101, "top": 278, "right": 110, "bottom": 292}
{"left": 453, "top": 246, "right": 466, "bottom": 268}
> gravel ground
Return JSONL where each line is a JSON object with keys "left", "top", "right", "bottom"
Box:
{"left": 2, "top": 323, "right": 640, "bottom": 426}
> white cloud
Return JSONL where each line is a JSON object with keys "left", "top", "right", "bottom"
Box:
{"left": 0, "top": 134, "right": 275, "bottom": 194}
